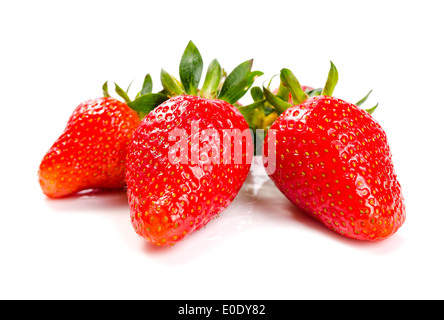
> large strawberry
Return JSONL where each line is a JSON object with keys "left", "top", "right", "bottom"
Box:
{"left": 38, "top": 78, "right": 169, "bottom": 198}
{"left": 126, "top": 41, "right": 261, "bottom": 246}
{"left": 262, "top": 63, "right": 405, "bottom": 240}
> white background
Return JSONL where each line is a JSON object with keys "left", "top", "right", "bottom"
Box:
{"left": 1, "top": 0, "right": 443, "bottom": 300}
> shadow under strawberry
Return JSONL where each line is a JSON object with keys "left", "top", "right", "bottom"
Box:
{"left": 43, "top": 189, "right": 129, "bottom": 213}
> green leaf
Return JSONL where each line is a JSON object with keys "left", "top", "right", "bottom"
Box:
{"left": 280, "top": 68, "right": 309, "bottom": 105}
{"left": 102, "top": 81, "right": 110, "bottom": 98}
{"left": 263, "top": 86, "right": 293, "bottom": 115}
{"left": 179, "top": 41, "right": 203, "bottom": 95}
{"left": 365, "top": 103, "right": 379, "bottom": 115}
{"left": 250, "top": 86, "right": 264, "bottom": 102}
{"left": 128, "top": 93, "right": 170, "bottom": 119}
{"left": 355, "top": 90, "right": 373, "bottom": 107}
{"left": 161, "top": 69, "right": 184, "bottom": 96}
{"left": 217, "top": 59, "right": 263, "bottom": 105}
{"left": 141, "top": 74, "right": 153, "bottom": 95}
{"left": 321, "top": 61, "right": 339, "bottom": 96}
{"left": 114, "top": 82, "right": 132, "bottom": 104}
{"left": 200, "top": 59, "right": 222, "bottom": 99}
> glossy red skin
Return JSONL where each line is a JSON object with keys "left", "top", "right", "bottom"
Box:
{"left": 126, "top": 95, "right": 252, "bottom": 246}
{"left": 263, "top": 96, "right": 406, "bottom": 240}
{"left": 38, "top": 97, "right": 140, "bottom": 198}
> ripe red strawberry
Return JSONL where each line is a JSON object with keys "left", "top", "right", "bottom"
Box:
{"left": 126, "top": 95, "right": 253, "bottom": 246}
{"left": 38, "top": 97, "right": 140, "bottom": 198}
{"left": 125, "top": 41, "right": 260, "bottom": 246}
{"left": 263, "top": 64, "right": 406, "bottom": 240}
{"left": 38, "top": 79, "right": 169, "bottom": 198}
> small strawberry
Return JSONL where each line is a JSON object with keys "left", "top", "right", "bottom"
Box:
{"left": 38, "top": 78, "right": 169, "bottom": 198}
{"left": 262, "top": 63, "right": 405, "bottom": 240}
{"left": 126, "top": 41, "right": 261, "bottom": 246}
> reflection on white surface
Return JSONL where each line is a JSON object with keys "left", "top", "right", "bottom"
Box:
{"left": 137, "top": 157, "right": 406, "bottom": 264}
{"left": 40, "top": 156, "right": 406, "bottom": 256}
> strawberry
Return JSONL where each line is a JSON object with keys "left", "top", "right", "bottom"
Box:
{"left": 126, "top": 41, "right": 261, "bottom": 246}
{"left": 262, "top": 63, "right": 406, "bottom": 240}
{"left": 38, "top": 78, "right": 169, "bottom": 198}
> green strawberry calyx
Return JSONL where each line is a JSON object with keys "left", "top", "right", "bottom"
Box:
{"left": 161, "top": 40, "right": 264, "bottom": 105}
{"left": 103, "top": 41, "right": 264, "bottom": 122}
{"left": 262, "top": 61, "right": 379, "bottom": 119}
{"left": 102, "top": 76, "right": 169, "bottom": 120}
{"left": 159, "top": 41, "right": 266, "bottom": 156}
